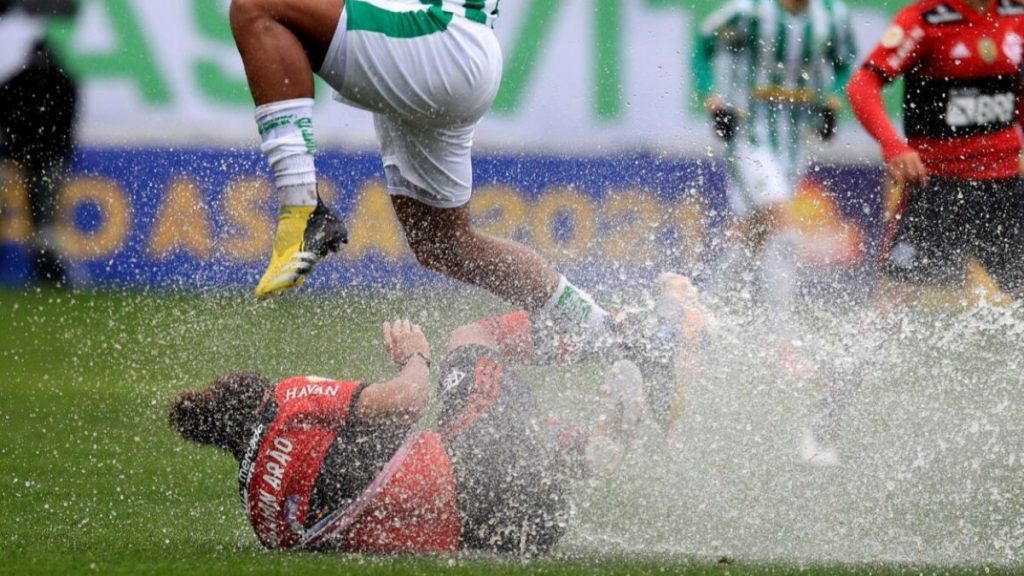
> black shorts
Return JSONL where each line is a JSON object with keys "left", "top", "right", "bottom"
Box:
{"left": 882, "top": 176, "right": 1024, "bottom": 297}
{"left": 437, "top": 345, "right": 577, "bottom": 556}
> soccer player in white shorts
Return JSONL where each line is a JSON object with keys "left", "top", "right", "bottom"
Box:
{"left": 229, "top": 0, "right": 605, "bottom": 317}
{"left": 227, "top": 0, "right": 696, "bottom": 410}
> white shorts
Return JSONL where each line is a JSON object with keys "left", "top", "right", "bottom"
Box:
{"left": 318, "top": 0, "right": 503, "bottom": 208}
{"left": 725, "top": 145, "right": 794, "bottom": 217}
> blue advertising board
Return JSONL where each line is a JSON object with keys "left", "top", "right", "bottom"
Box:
{"left": 0, "top": 148, "right": 884, "bottom": 295}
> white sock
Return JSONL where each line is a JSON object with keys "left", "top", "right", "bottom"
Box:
{"left": 541, "top": 275, "right": 610, "bottom": 332}
{"left": 254, "top": 98, "right": 318, "bottom": 207}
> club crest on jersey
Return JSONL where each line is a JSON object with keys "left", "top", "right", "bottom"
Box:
{"left": 1003, "top": 32, "right": 1023, "bottom": 64}
{"left": 441, "top": 369, "right": 467, "bottom": 394}
{"left": 923, "top": 3, "right": 964, "bottom": 24}
{"left": 881, "top": 25, "right": 905, "bottom": 48}
{"left": 997, "top": 0, "right": 1024, "bottom": 16}
{"left": 978, "top": 37, "right": 998, "bottom": 63}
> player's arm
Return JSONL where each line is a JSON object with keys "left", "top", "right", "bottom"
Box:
{"left": 828, "top": 3, "right": 857, "bottom": 97}
{"left": 355, "top": 319, "right": 432, "bottom": 425}
{"left": 847, "top": 9, "right": 928, "bottom": 186}
{"left": 693, "top": 0, "right": 747, "bottom": 139}
{"left": 818, "top": 3, "right": 858, "bottom": 140}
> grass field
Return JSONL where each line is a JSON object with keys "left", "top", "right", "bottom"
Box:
{"left": 2, "top": 287, "right": 1023, "bottom": 575}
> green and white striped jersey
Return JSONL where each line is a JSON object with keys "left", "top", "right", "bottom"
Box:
{"left": 421, "top": 0, "right": 500, "bottom": 27}
{"left": 693, "top": 0, "right": 856, "bottom": 169}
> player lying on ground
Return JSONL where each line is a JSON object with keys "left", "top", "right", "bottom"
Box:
{"left": 228, "top": 0, "right": 683, "bottom": 423}
{"left": 800, "top": 0, "right": 1024, "bottom": 464}
{"left": 168, "top": 301, "right": 705, "bottom": 554}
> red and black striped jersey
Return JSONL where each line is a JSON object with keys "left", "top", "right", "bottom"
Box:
{"left": 862, "top": 0, "right": 1024, "bottom": 179}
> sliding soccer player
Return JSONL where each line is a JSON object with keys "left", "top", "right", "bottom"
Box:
{"left": 168, "top": 313, "right": 668, "bottom": 554}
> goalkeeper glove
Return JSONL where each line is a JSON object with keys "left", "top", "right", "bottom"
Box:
{"left": 711, "top": 106, "right": 739, "bottom": 142}
{"left": 818, "top": 105, "right": 838, "bottom": 141}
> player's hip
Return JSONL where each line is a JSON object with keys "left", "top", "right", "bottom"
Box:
{"left": 320, "top": 2, "right": 502, "bottom": 125}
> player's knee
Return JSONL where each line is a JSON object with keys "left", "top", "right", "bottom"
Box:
{"left": 229, "top": 0, "right": 268, "bottom": 30}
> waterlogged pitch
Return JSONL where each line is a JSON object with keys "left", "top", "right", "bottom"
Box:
{"left": 2, "top": 288, "right": 1023, "bottom": 575}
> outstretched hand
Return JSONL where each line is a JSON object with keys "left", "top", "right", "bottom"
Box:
{"left": 382, "top": 318, "right": 430, "bottom": 366}
{"left": 887, "top": 150, "right": 928, "bottom": 188}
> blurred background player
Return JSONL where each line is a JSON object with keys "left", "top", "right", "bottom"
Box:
{"left": 227, "top": 0, "right": 682, "bottom": 407}
{"left": 803, "top": 0, "right": 1024, "bottom": 464}
{"left": 692, "top": 0, "right": 856, "bottom": 373}
{"left": 168, "top": 315, "right": 649, "bottom": 555}
{"left": 0, "top": 0, "right": 78, "bottom": 285}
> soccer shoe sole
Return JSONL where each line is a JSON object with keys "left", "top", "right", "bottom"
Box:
{"left": 255, "top": 200, "right": 348, "bottom": 300}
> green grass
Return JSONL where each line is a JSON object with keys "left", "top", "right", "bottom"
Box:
{"left": 1, "top": 288, "right": 1022, "bottom": 575}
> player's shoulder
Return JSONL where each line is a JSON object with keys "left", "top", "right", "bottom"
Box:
{"left": 701, "top": 0, "right": 757, "bottom": 26}
{"left": 892, "top": 0, "right": 973, "bottom": 27}
{"left": 700, "top": 0, "right": 757, "bottom": 34}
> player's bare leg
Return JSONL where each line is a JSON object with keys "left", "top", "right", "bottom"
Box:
{"left": 229, "top": 0, "right": 349, "bottom": 299}
{"left": 391, "top": 196, "right": 563, "bottom": 311}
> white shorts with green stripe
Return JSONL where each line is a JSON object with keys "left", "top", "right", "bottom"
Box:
{"left": 319, "top": 0, "right": 503, "bottom": 209}
{"left": 725, "top": 144, "right": 795, "bottom": 218}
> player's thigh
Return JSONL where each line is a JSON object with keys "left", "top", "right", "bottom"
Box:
{"left": 378, "top": 115, "right": 477, "bottom": 209}
{"left": 727, "top": 145, "right": 791, "bottom": 217}
{"left": 437, "top": 345, "right": 539, "bottom": 441}
{"left": 974, "top": 178, "right": 1024, "bottom": 298}
{"left": 323, "top": 3, "right": 501, "bottom": 123}
{"left": 882, "top": 177, "right": 970, "bottom": 287}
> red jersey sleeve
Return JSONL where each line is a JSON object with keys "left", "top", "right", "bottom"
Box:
{"left": 863, "top": 7, "right": 928, "bottom": 81}
{"left": 274, "top": 376, "right": 363, "bottom": 427}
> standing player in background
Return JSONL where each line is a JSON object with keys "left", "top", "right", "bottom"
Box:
{"left": 803, "top": 0, "right": 1024, "bottom": 464}
{"left": 0, "top": 0, "right": 78, "bottom": 285}
{"left": 227, "top": 0, "right": 689, "bottom": 421}
{"left": 693, "top": 0, "right": 856, "bottom": 372}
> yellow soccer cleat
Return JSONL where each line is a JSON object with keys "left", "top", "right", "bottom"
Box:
{"left": 255, "top": 199, "right": 348, "bottom": 300}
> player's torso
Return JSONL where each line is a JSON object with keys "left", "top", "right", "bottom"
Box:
{"left": 723, "top": 0, "right": 846, "bottom": 152}
{"left": 903, "top": 0, "right": 1024, "bottom": 132}
{"left": 894, "top": 0, "right": 1024, "bottom": 176}
{"left": 726, "top": 0, "right": 844, "bottom": 98}
{"left": 238, "top": 392, "right": 340, "bottom": 550}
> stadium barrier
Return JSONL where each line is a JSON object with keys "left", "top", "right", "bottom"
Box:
{"left": 0, "top": 149, "right": 883, "bottom": 292}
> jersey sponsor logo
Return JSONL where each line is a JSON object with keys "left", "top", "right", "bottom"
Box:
{"left": 238, "top": 423, "right": 266, "bottom": 507}
{"left": 946, "top": 90, "right": 1015, "bottom": 128}
{"left": 923, "top": 3, "right": 964, "bottom": 24}
{"left": 950, "top": 42, "right": 971, "bottom": 60}
{"left": 997, "top": 0, "right": 1024, "bottom": 16}
{"left": 978, "top": 37, "right": 999, "bottom": 63}
{"left": 1003, "top": 32, "right": 1023, "bottom": 64}
{"left": 251, "top": 435, "right": 296, "bottom": 548}
{"left": 283, "top": 382, "right": 340, "bottom": 401}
